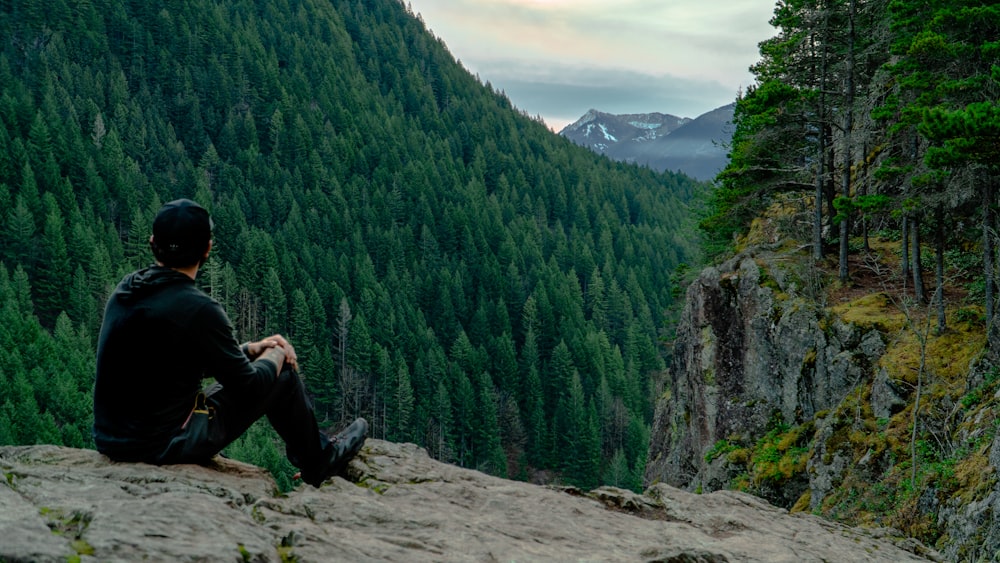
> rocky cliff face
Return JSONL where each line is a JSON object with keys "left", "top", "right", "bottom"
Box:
{"left": 646, "top": 251, "right": 883, "bottom": 500}
{"left": 645, "top": 227, "right": 1000, "bottom": 560}
{"left": 1, "top": 441, "right": 935, "bottom": 562}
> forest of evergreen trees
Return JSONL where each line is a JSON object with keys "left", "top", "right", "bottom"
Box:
{"left": 702, "top": 0, "right": 1000, "bottom": 335}
{"left": 0, "top": 0, "right": 703, "bottom": 491}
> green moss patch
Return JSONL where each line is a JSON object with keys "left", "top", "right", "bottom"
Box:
{"left": 829, "top": 293, "right": 906, "bottom": 333}
{"left": 40, "top": 507, "right": 91, "bottom": 538}
{"left": 925, "top": 324, "right": 986, "bottom": 382}
{"left": 39, "top": 507, "right": 95, "bottom": 559}
{"left": 704, "top": 439, "right": 741, "bottom": 463}
{"left": 70, "top": 539, "right": 95, "bottom": 556}
{"left": 746, "top": 420, "right": 813, "bottom": 486}
{"left": 874, "top": 306, "right": 985, "bottom": 389}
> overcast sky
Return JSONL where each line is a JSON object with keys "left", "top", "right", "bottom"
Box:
{"left": 406, "top": 0, "right": 777, "bottom": 131}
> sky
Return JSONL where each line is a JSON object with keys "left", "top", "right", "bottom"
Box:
{"left": 405, "top": 0, "right": 777, "bottom": 132}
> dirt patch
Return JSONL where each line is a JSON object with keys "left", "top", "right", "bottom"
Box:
{"left": 828, "top": 248, "right": 970, "bottom": 307}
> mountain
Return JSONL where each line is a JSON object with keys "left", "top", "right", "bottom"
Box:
{"left": 559, "top": 110, "right": 691, "bottom": 152}
{"left": 559, "top": 105, "right": 734, "bottom": 181}
{"left": 0, "top": 442, "right": 936, "bottom": 562}
{"left": 0, "top": 0, "right": 703, "bottom": 493}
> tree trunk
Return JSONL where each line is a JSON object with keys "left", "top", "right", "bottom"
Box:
{"left": 336, "top": 297, "right": 353, "bottom": 424}
{"left": 910, "top": 331, "right": 928, "bottom": 490}
{"left": 911, "top": 214, "right": 926, "bottom": 303}
{"left": 826, "top": 135, "right": 837, "bottom": 225}
{"left": 839, "top": 215, "right": 850, "bottom": 282}
{"left": 838, "top": 0, "right": 856, "bottom": 284}
{"left": 935, "top": 205, "right": 945, "bottom": 334}
{"left": 814, "top": 143, "right": 825, "bottom": 260}
{"left": 862, "top": 141, "right": 871, "bottom": 252}
{"left": 901, "top": 214, "right": 910, "bottom": 286}
{"left": 814, "top": 131, "right": 826, "bottom": 261}
{"left": 813, "top": 30, "right": 829, "bottom": 262}
{"left": 986, "top": 180, "right": 996, "bottom": 334}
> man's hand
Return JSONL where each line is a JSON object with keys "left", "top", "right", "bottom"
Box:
{"left": 247, "top": 334, "right": 299, "bottom": 371}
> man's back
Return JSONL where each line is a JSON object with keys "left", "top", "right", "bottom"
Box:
{"left": 93, "top": 265, "right": 266, "bottom": 461}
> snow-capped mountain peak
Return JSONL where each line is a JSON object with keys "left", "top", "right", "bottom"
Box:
{"left": 558, "top": 105, "right": 734, "bottom": 181}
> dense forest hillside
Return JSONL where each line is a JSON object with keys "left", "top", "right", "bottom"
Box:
{"left": 673, "top": 0, "right": 1000, "bottom": 557}
{"left": 0, "top": 0, "right": 702, "bottom": 491}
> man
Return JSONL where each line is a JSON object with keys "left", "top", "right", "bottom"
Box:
{"left": 93, "top": 198, "right": 366, "bottom": 487}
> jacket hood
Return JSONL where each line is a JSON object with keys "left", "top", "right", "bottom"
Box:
{"left": 115, "top": 266, "right": 193, "bottom": 302}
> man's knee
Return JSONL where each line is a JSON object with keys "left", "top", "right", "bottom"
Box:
{"left": 274, "top": 366, "right": 307, "bottom": 395}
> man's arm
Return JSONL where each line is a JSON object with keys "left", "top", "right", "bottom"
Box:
{"left": 195, "top": 303, "right": 283, "bottom": 388}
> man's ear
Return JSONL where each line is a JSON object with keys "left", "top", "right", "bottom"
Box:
{"left": 205, "top": 239, "right": 213, "bottom": 258}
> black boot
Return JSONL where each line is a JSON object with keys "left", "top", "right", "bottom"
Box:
{"left": 303, "top": 417, "right": 368, "bottom": 487}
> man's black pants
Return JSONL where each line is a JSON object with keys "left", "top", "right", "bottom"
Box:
{"left": 155, "top": 366, "right": 332, "bottom": 478}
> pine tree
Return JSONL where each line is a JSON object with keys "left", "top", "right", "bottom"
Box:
{"left": 10, "top": 369, "right": 59, "bottom": 445}
{"left": 4, "top": 195, "right": 36, "bottom": 268}
{"left": 428, "top": 381, "right": 454, "bottom": 462}
{"left": 556, "top": 371, "right": 599, "bottom": 489}
{"left": 547, "top": 340, "right": 575, "bottom": 414}
{"left": 262, "top": 267, "right": 286, "bottom": 335}
{"left": 386, "top": 351, "right": 414, "bottom": 443}
{"left": 452, "top": 369, "right": 477, "bottom": 468}
{"left": 605, "top": 448, "right": 630, "bottom": 489}
{"left": 492, "top": 331, "right": 519, "bottom": 397}
{"left": 68, "top": 265, "right": 97, "bottom": 330}
{"left": 0, "top": 405, "right": 15, "bottom": 445}
{"left": 35, "top": 197, "right": 71, "bottom": 326}
{"left": 474, "top": 371, "right": 506, "bottom": 477}
{"left": 522, "top": 364, "right": 548, "bottom": 467}
{"left": 587, "top": 267, "right": 608, "bottom": 331}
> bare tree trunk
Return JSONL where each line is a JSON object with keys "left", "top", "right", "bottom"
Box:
{"left": 814, "top": 135, "right": 825, "bottom": 261}
{"left": 987, "top": 182, "right": 996, "bottom": 325}
{"left": 901, "top": 214, "right": 910, "bottom": 288}
{"left": 862, "top": 141, "right": 871, "bottom": 252}
{"left": 839, "top": 215, "right": 850, "bottom": 282}
{"left": 935, "top": 206, "right": 946, "bottom": 334}
{"left": 898, "top": 289, "right": 932, "bottom": 491}
{"left": 813, "top": 29, "right": 828, "bottom": 262}
{"left": 205, "top": 256, "right": 220, "bottom": 302}
{"left": 838, "top": 0, "right": 856, "bottom": 284}
{"left": 336, "top": 297, "right": 353, "bottom": 424}
{"left": 236, "top": 288, "right": 261, "bottom": 342}
{"left": 912, "top": 214, "right": 927, "bottom": 303}
{"left": 910, "top": 329, "right": 928, "bottom": 490}
{"left": 826, "top": 136, "right": 837, "bottom": 224}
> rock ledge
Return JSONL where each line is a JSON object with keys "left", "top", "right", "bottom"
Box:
{"left": 0, "top": 442, "right": 936, "bottom": 562}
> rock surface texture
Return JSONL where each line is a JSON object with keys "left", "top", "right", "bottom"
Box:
{"left": 646, "top": 253, "right": 884, "bottom": 497}
{"left": 0, "top": 441, "right": 935, "bottom": 562}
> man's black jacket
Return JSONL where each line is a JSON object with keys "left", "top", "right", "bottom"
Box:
{"left": 93, "top": 266, "right": 276, "bottom": 461}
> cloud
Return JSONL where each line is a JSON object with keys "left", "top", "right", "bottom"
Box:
{"left": 416, "top": 0, "right": 772, "bottom": 77}
{"left": 409, "top": 0, "right": 773, "bottom": 129}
